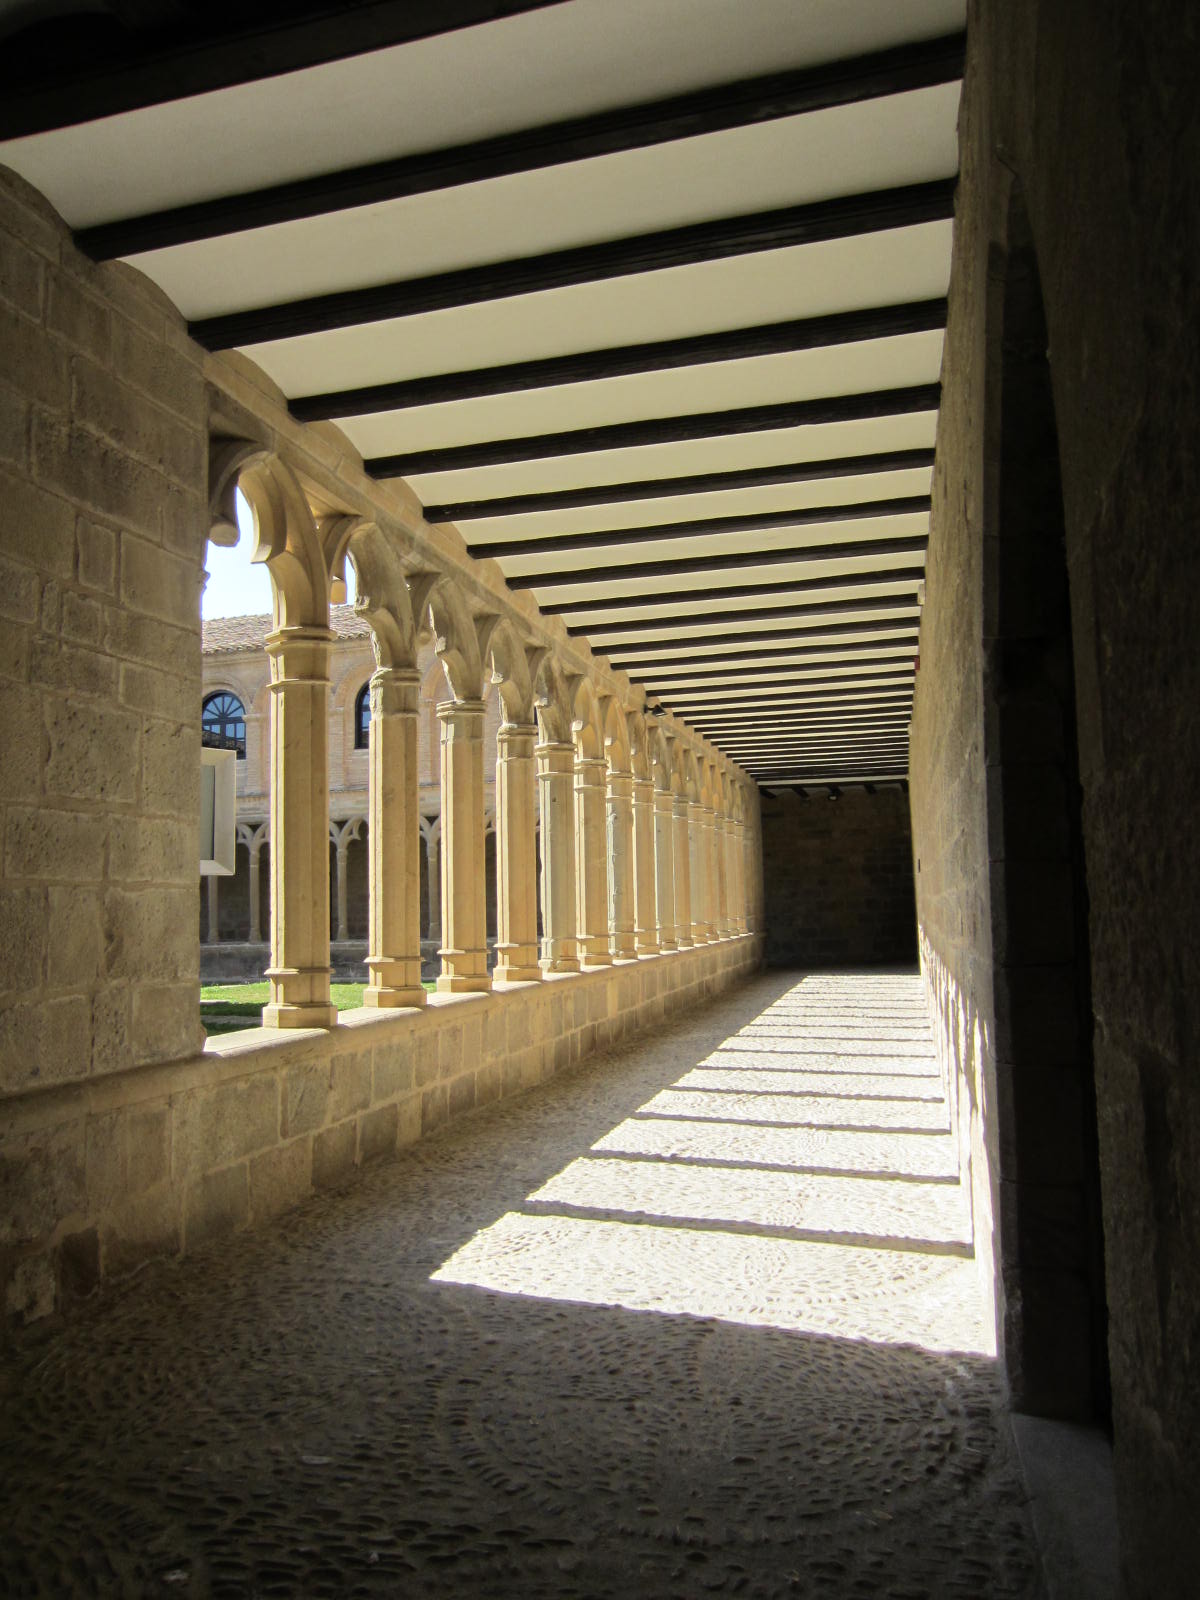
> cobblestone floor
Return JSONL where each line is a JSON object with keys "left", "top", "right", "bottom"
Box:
{"left": 0, "top": 970, "right": 1043, "bottom": 1599}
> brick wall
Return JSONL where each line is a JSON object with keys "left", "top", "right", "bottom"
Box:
{"left": 0, "top": 166, "right": 208, "bottom": 1093}
{"left": 759, "top": 787, "right": 916, "bottom": 969}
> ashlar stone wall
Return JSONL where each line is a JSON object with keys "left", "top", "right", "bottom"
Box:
{"left": 760, "top": 788, "right": 916, "bottom": 970}
{"left": 910, "top": 4, "right": 1200, "bottom": 1593}
{"left": 0, "top": 168, "right": 208, "bottom": 1092}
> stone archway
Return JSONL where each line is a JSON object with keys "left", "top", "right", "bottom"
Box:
{"left": 983, "top": 183, "right": 1110, "bottom": 1425}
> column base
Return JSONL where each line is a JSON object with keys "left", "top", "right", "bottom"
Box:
{"left": 493, "top": 965, "right": 542, "bottom": 984}
{"left": 261, "top": 1002, "right": 338, "bottom": 1030}
{"left": 634, "top": 934, "right": 660, "bottom": 956}
{"left": 436, "top": 973, "right": 492, "bottom": 994}
{"left": 611, "top": 936, "right": 637, "bottom": 960}
{"left": 363, "top": 985, "right": 427, "bottom": 1009}
{"left": 676, "top": 935, "right": 694, "bottom": 949}
{"left": 541, "top": 956, "right": 580, "bottom": 974}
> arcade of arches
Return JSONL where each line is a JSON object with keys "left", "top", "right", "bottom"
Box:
{"left": 0, "top": 2, "right": 1198, "bottom": 1595}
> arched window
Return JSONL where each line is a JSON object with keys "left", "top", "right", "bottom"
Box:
{"left": 354, "top": 681, "right": 371, "bottom": 749}
{"left": 201, "top": 691, "right": 246, "bottom": 759}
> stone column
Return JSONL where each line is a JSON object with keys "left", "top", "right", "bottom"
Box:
{"left": 653, "top": 786, "right": 677, "bottom": 952}
{"left": 575, "top": 755, "right": 612, "bottom": 966}
{"left": 730, "top": 820, "right": 745, "bottom": 933}
{"left": 364, "top": 666, "right": 425, "bottom": 1008}
{"left": 537, "top": 741, "right": 579, "bottom": 973}
{"left": 263, "top": 625, "right": 336, "bottom": 1029}
{"left": 204, "top": 876, "right": 219, "bottom": 944}
{"left": 437, "top": 699, "right": 490, "bottom": 993}
{"left": 632, "top": 776, "right": 659, "bottom": 955}
{"left": 607, "top": 769, "right": 636, "bottom": 959}
{"left": 425, "top": 828, "right": 441, "bottom": 944}
{"left": 702, "top": 806, "right": 719, "bottom": 941}
{"left": 334, "top": 832, "right": 350, "bottom": 943}
{"left": 714, "top": 811, "right": 730, "bottom": 936}
{"left": 494, "top": 722, "right": 541, "bottom": 983}
{"left": 673, "top": 793, "right": 693, "bottom": 949}
{"left": 248, "top": 839, "right": 263, "bottom": 943}
{"left": 688, "top": 797, "right": 708, "bottom": 943}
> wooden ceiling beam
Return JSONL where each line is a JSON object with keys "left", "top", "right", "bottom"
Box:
{"left": 467, "top": 493, "right": 930, "bottom": 559}
{"left": 79, "top": 35, "right": 963, "bottom": 256}
{"left": 425, "top": 446, "right": 936, "bottom": 521}
{"left": 190, "top": 182, "right": 955, "bottom": 349}
{"left": 503, "top": 531, "right": 928, "bottom": 590}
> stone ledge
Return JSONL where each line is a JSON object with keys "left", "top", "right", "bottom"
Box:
{"left": 0, "top": 935, "right": 762, "bottom": 1327}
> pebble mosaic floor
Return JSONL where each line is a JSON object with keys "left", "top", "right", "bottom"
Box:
{"left": 0, "top": 970, "right": 1043, "bottom": 1598}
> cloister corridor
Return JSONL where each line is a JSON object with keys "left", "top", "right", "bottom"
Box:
{"left": 0, "top": 972, "right": 1041, "bottom": 1598}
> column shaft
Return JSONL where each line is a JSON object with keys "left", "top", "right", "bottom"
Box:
{"left": 426, "top": 830, "right": 440, "bottom": 943}
{"left": 632, "top": 777, "right": 659, "bottom": 954}
{"left": 364, "top": 667, "right": 425, "bottom": 1007}
{"left": 437, "top": 700, "right": 490, "bottom": 993}
{"left": 715, "top": 812, "right": 730, "bottom": 936}
{"left": 575, "top": 755, "right": 612, "bottom": 966}
{"left": 607, "top": 770, "right": 636, "bottom": 959}
{"left": 263, "top": 626, "right": 336, "bottom": 1028}
{"left": 334, "top": 843, "right": 349, "bottom": 943}
{"left": 688, "top": 798, "right": 708, "bottom": 943}
{"left": 538, "top": 742, "right": 579, "bottom": 972}
{"left": 673, "top": 794, "right": 693, "bottom": 948}
{"left": 494, "top": 723, "right": 541, "bottom": 983}
{"left": 653, "top": 788, "right": 677, "bottom": 952}
{"left": 248, "top": 846, "right": 262, "bottom": 943}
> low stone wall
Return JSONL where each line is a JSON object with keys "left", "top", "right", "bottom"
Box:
{"left": 1, "top": 936, "right": 761, "bottom": 1328}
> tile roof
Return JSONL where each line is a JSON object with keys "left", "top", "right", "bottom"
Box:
{"left": 202, "top": 606, "right": 373, "bottom": 655}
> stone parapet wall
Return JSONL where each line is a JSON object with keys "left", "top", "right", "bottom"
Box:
{"left": 2, "top": 937, "right": 761, "bottom": 1327}
{"left": 760, "top": 788, "right": 916, "bottom": 969}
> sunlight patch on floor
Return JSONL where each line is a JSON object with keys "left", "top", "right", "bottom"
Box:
{"left": 432, "top": 973, "right": 995, "bottom": 1357}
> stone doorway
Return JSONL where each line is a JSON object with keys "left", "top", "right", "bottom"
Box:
{"left": 983, "top": 184, "right": 1111, "bottom": 1424}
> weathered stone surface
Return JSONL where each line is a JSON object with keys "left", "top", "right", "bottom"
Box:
{"left": 184, "top": 1164, "right": 247, "bottom": 1250}
{"left": 358, "top": 1103, "right": 398, "bottom": 1165}
{"left": 173, "top": 1077, "right": 279, "bottom": 1179}
{"left": 312, "top": 1120, "right": 356, "bottom": 1189}
{"left": 248, "top": 1141, "right": 311, "bottom": 1222}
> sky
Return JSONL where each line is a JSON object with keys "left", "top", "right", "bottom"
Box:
{"left": 202, "top": 490, "right": 356, "bottom": 619}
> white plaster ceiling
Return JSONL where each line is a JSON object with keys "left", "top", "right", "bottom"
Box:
{"left": 0, "top": 0, "right": 967, "bottom": 784}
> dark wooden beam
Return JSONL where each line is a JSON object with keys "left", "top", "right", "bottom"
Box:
{"left": 661, "top": 664, "right": 915, "bottom": 699}
{"left": 546, "top": 565, "right": 926, "bottom": 616}
{"left": 292, "top": 300, "right": 946, "bottom": 422}
{"left": 604, "top": 617, "right": 919, "bottom": 659}
{"left": 190, "top": 182, "right": 956, "bottom": 350}
{"left": 693, "top": 709, "right": 913, "bottom": 730}
{"left": 614, "top": 632, "right": 918, "bottom": 674}
{"left": 425, "top": 446, "right": 936, "bottom": 522}
{"left": 574, "top": 594, "right": 919, "bottom": 640}
{"left": 0, "top": 2, "right": 566, "bottom": 142}
{"left": 468, "top": 494, "right": 929, "bottom": 560}
{"left": 661, "top": 685, "right": 914, "bottom": 711}
{"left": 79, "top": 35, "right": 964, "bottom": 257}
{"left": 504, "top": 532, "right": 928, "bottom": 591}
{"left": 388, "top": 384, "right": 939, "bottom": 477}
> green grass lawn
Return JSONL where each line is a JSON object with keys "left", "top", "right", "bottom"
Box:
{"left": 201, "top": 980, "right": 435, "bottom": 1034}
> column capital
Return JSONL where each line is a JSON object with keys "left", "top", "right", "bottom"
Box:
{"left": 536, "top": 739, "right": 576, "bottom": 772}
{"left": 497, "top": 721, "right": 537, "bottom": 758}
{"left": 437, "top": 696, "right": 485, "bottom": 724}
{"left": 607, "top": 769, "right": 634, "bottom": 801}
{"left": 575, "top": 754, "right": 608, "bottom": 786}
{"left": 264, "top": 624, "right": 332, "bottom": 684}
{"left": 370, "top": 664, "right": 421, "bottom": 717}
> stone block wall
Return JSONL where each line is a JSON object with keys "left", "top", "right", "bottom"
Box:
{"left": 760, "top": 788, "right": 916, "bottom": 969}
{"left": 909, "top": 5, "right": 1200, "bottom": 1592}
{"left": 0, "top": 168, "right": 208, "bottom": 1094}
{"left": 1, "top": 938, "right": 761, "bottom": 1325}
